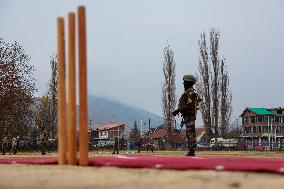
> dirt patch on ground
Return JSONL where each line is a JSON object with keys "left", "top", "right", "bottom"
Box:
{"left": 0, "top": 164, "right": 283, "bottom": 189}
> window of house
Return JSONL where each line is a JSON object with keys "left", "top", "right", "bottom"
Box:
{"left": 263, "top": 126, "right": 268, "bottom": 133}
{"left": 248, "top": 127, "right": 252, "bottom": 133}
{"left": 257, "top": 116, "right": 263, "bottom": 122}
{"left": 276, "top": 126, "right": 280, "bottom": 133}
{"left": 243, "top": 127, "right": 247, "bottom": 134}
{"left": 275, "top": 117, "right": 280, "bottom": 123}
{"left": 252, "top": 126, "right": 257, "bottom": 133}
{"left": 264, "top": 116, "right": 268, "bottom": 123}
{"left": 246, "top": 127, "right": 250, "bottom": 134}
{"left": 244, "top": 116, "right": 249, "bottom": 124}
{"left": 257, "top": 126, "right": 262, "bottom": 133}
{"left": 100, "top": 131, "right": 107, "bottom": 136}
{"left": 251, "top": 116, "right": 256, "bottom": 123}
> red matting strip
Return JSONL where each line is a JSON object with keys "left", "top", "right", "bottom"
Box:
{"left": 1, "top": 156, "right": 284, "bottom": 174}
{"left": 0, "top": 157, "right": 57, "bottom": 165}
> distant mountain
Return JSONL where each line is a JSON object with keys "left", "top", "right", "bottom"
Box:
{"left": 87, "top": 95, "right": 163, "bottom": 132}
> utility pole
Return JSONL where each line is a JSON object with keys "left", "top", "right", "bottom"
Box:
{"left": 118, "top": 124, "right": 120, "bottom": 151}
{"left": 89, "top": 119, "right": 92, "bottom": 130}
{"left": 268, "top": 116, "right": 271, "bottom": 151}
{"left": 140, "top": 120, "right": 143, "bottom": 137}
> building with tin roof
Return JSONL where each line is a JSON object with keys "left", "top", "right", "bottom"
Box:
{"left": 240, "top": 107, "right": 284, "bottom": 150}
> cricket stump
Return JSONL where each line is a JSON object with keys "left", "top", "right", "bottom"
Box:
{"left": 78, "top": 6, "right": 89, "bottom": 166}
{"left": 67, "top": 12, "right": 77, "bottom": 165}
{"left": 57, "top": 17, "right": 67, "bottom": 165}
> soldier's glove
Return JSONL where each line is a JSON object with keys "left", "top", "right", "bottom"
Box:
{"left": 172, "top": 109, "right": 179, "bottom": 116}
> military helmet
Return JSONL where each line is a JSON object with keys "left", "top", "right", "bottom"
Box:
{"left": 183, "top": 75, "right": 196, "bottom": 83}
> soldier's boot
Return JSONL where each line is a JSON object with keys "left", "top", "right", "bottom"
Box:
{"left": 185, "top": 149, "right": 195, "bottom": 156}
{"left": 112, "top": 151, "right": 115, "bottom": 154}
{"left": 186, "top": 141, "right": 196, "bottom": 156}
{"left": 42, "top": 151, "right": 46, "bottom": 155}
{"left": 116, "top": 151, "right": 119, "bottom": 154}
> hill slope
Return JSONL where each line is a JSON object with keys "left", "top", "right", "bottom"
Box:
{"left": 87, "top": 95, "right": 163, "bottom": 131}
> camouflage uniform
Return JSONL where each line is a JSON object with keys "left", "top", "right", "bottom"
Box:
{"left": 146, "top": 137, "right": 154, "bottom": 153}
{"left": 1, "top": 136, "right": 8, "bottom": 155}
{"left": 137, "top": 138, "right": 143, "bottom": 153}
{"left": 176, "top": 75, "right": 202, "bottom": 156}
{"left": 112, "top": 137, "right": 119, "bottom": 154}
{"left": 40, "top": 131, "right": 49, "bottom": 155}
{"left": 9, "top": 137, "right": 18, "bottom": 155}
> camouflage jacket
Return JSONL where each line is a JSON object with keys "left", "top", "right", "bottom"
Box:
{"left": 178, "top": 88, "right": 202, "bottom": 118}
{"left": 40, "top": 133, "right": 49, "bottom": 144}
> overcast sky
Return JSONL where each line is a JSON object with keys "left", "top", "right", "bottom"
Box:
{"left": 1, "top": 0, "right": 284, "bottom": 126}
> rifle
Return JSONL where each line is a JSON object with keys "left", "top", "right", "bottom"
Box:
{"left": 179, "top": 118, "right": 185, "bottom": 133}
{"left": 172, "top": 109, "right": 179, "bottom": 116}
{"left": 172, "top": 109, "right": 185, "bottom": 133}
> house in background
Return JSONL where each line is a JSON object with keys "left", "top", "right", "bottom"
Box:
{"left": 147, "top": 127, "right": 205, "bottom": 150}
{"left": 89, "top": 123, "right": 125, "bottom": 148}
{"left": 240, "top": 107, "right": 284, "bottom": 150}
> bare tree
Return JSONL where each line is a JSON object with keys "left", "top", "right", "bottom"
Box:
{"left": 196, "top": 29, "right": 232, "bottom": 140}
{"left": 227, "top": 118, "right": 241, "bottom": 138}
{"left": 48, "top": 54, "right": 58, "bottom": 139}
{"left": 210, "top": 29, "right": 221, "bottom": 135}
{"left": 220, "top": 59, "right": 232, "bottom": 137}
{"left": 34, "top": 54, "right": 58, "bottom": 139}
{"left": 196, "top": 32, "right": 212, "bottom": 141}
{"left": 162, "top": 44, "right": 176, "bottom": 137}
{"left": 35, "top": 95, "right": 50, "bottom": 133}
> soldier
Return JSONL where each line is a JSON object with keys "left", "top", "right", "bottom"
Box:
{"left": 172, "top": 75, "right": 202, "bottom": 156}
{"left": 9, "top": 137, "right": 18, "bottom": 155}
{"left": 137, "top": 137, "right": 143, "bottom": 153}
{"left": 146, "top": 137, "right": 154, "bottom": 153}
{"left": 112, "top": 137, "right": 119, "bottom": 154}
{"left": 40, "top": 130, "right": 49, "bottom": 155}
{"left": 1, "top": 136, "right": 8, "bottom": 155}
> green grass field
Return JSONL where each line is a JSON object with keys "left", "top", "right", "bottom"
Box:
{"left": 1, "top": 150, "right": 284, "bottom": 158}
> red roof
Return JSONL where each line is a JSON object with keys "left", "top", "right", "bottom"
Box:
{"left": 148, "top": 129, "right": 167, "bottom": 139}
{"left": 149, "top": 127, "right": 205, "bottom": 140}
{"left": 168, "top": 134, "right": 184, "bottom": 144}
{"left": 196, "top": 128, "right": 205, "bottom": 137}
{"left": 92, "top": 123, "right": 125, "bottom": 131}
{"left": 180, "top": 127, "right": 205, "bottom": 138}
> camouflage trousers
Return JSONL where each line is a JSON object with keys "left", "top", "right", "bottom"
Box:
{"left": 184, "top": 117, "right": 196, "bottom": 150}
{"left": 112, "top": 143, "right": 119, "bottom": 154}
{"left": 41, "top": 143, "right": 48, "bottom": 154}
